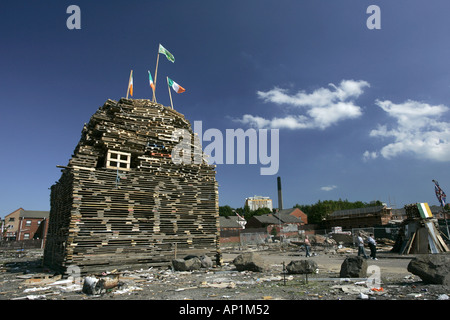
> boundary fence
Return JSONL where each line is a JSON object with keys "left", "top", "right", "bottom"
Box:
{"left": 221, "top": 225, "right": 404, "bottom": 247}
{"left": 0, "top": 239, "right": 43, "bottom": 250}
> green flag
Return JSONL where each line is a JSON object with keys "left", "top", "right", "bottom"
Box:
{"left": 159, "top": 44, "right": 175, "bottom": 63}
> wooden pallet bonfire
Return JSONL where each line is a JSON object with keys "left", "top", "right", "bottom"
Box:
{"left": 43, "top": 98, "right": 220, "bottom": 274}
{"left": 393, "top": 203, "right": 449, "bottom": 254}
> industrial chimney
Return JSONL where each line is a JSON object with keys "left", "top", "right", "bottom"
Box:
{"left": 277, "top": 176, "right": 283, "bottom": 211}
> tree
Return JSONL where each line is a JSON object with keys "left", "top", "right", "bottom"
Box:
{"left": 220, "top": 205, "right": 271, "bottom": 220}
{"left": 252, "top": 207, "right": 272, "bottom": 217}
{"left": 219, "top": 205, "right": 234, "bottom": 217}
{"left": 295, "top": 199, "right": 384, "bottom": 225}
{"left": 270, "top": 226, "right": 278, "bottom": 237}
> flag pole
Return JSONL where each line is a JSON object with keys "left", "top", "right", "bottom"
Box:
{"left": 433, "top": 179, "right": 450, "bottom": 239}
{"left": 148, "top": 71, "right": 155, "bottom": 101}
{"left": 153, "top": 46, "right": 160, "bottom": 102}
{"left": 167, "top": 77, "right": 174, "bottom": 109}
{"left": 126, "top": 69, "right": 133, "bottom": 99}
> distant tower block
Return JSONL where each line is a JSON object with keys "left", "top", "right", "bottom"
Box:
{"left": 277, "top": 176, "right": 283, "bottom": 211}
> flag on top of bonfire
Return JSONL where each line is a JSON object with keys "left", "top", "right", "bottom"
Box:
{"left": 159, "top": 44, "right": 175, "bottom": 63}
{"left": 128, "top": 70, "right": 133, "bottom": 97}
{"left": 148, "top": 70, "right": 155, "bottom": 91}
{"left": 167, "top": 77, "right": 185, "bottom": 93}
{"left": 433, "top": 179, "right": 447, "bottom": 207}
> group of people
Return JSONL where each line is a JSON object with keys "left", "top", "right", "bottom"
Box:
{"left": 357, "top": 233, "right": 378, "bottom": 260}
{"left": 302, "top": 233, "right": 377, "bottom": 260}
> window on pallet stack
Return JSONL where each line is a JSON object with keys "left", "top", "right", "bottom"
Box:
{"left": 106, "top": 150, "right": 131, "bottom": 171}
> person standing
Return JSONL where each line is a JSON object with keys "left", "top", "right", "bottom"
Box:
{"left": 368, "top": 234, "right": 378, "bottom": 260}
{"left": 357, "top": 233, "right": 368, "bottom": 259}
{"left": 304, "top": 237, "right": 311, "bottom": 257}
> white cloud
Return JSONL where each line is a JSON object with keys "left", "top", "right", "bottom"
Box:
{"left": 241, "top": 114, "right": 311, "bottom": 130}
{"left": 365, "top": 99, "right": 450, "bottom": 162}
{"left": 321, "top": 185, "right": 337, "bottom": 191}
{"left": 237, "top": 80, "right": 370, "bottom": 130}
{"left": 362, "top": 150, "right": 378, "bottom": 162}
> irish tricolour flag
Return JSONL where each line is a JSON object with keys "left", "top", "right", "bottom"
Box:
{"left": 417, "top": 202, "right": 433, "bottom": 219}
{"left": 148, "top": 70, "right": 155, "bottom": 91}
{"left": 167, "top": 77, "right": 185, "bottom": 93}
{"left": 128, "top": 70, "right": 133, "bottom": 97}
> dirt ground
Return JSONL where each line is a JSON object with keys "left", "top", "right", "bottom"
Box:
{"left": 0, "top": 245, "right": 449, "bottom": 302}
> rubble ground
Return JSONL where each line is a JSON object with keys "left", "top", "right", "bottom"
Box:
{"left": 0, "top": 245, "right": 449, "bottom": 301}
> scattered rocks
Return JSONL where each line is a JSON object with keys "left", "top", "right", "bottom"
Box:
{"left": 339, "top": 256, "right": 368, "bottom": 278}
{"left": 407, "top": 253, "right": 450, "bottom": 285}
{"left": 172, "top": 256, "right": 202, "bottom": 271}
{"left": 330, "top": 233, "right": 353, "bottom": 245}
{"left": 286, "top": 260, "right": 318, "bottom": 274}
{"left": 200, "top": 255, "right": 213, "bottom": 269}
{"left": 172, "top": 255, "right": 213, "bottom": 271}
{"left": 2, "top": 247, "right": 450, "bottom": 301}
{"left": 233, "top": 252, "right": 266, "bottom": 272}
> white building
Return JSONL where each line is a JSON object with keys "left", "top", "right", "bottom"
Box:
{"left": 245, "top": 196, "right": 273, "bottom": 211}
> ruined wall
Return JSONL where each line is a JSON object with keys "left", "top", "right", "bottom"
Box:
{"left": 44, "top": 99, "right": 220, "bottom": 273}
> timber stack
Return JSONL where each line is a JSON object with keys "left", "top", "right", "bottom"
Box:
{"left": 392, "top": 203, "right": 449, "bottom": 254}
{"left": 43, "top": 98, "right": 220, "bottom": 274}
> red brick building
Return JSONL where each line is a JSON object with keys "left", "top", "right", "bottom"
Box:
{"left": 246, "top": 208, "right": 305, "bottom": 238}
{"left": 219, "top": 216, "right": 244, "bottom": 243}
{"left": 324, "top": 206, "right": 392, "bottom": 229}
{"left": 280, "top": 208, "right": 308, "bottom": 225}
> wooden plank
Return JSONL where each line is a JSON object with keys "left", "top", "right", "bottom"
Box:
{"left": 43, "top": 98, "right": 220, "bottom": 273}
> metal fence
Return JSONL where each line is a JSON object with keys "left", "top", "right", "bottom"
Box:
{"left": 351, "top": 227, "right": 375, "bottom": 246}
{"left": 222, "top": 225, "right": 405, "bottom": 248}
{"left": 240, "top": 230, "right": 268, "bottom": 246}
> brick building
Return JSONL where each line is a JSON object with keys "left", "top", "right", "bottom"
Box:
{"left": 3, "top": 208, "right": 49, "bottom": 241}
{"left": 324, "top": 205, "right": 392, "bottom": 229}
{"left": 246, "top": 208, "right": 304, "bottom": 238}
{"left": 279, "top": 208, "right": 308, "bottom": 225}
{"left": 219, "top": 216, "right": 244, "bottom": 243}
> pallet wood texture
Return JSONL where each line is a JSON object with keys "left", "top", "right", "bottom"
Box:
{"left": 398, "top": 203, "right": 449, "bottom": 254}
{"left": 43, "top": 99, "right": 220, "bottom": 274}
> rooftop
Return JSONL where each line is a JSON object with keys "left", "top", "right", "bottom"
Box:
{"left": 19, "top": 210, "right": 49, "bottom": 219}
{"left": 219, "top": 216, "right": 244, "bottom": 228}
{"left": 251, "top": 212, "right": 302, "bottom": 224}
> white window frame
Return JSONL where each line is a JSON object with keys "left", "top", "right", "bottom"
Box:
{"left": 106, "top": 150, "right": 131, "bottom": 171}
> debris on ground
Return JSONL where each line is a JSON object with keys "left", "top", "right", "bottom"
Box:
{"left": 1, "top": 247, "right": 449, "bottom": 300}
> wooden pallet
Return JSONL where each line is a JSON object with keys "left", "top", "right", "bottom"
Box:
{"left": 44, "top": 99, "right": 220, "bottom": 274}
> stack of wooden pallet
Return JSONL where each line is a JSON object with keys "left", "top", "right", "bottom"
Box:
{"left": 393, "top": 203, "right": 449, "bottom": 254}
{"left": 44, "top": 98, "right": 220, "bottom": 274}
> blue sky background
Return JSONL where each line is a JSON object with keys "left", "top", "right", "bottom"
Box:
{"left": 1, "top": 0, "right": 450, "bottom": 217}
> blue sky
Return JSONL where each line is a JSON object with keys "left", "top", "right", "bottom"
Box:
{"left": 1, "top": 1, "right": 450, "bottom": 218}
